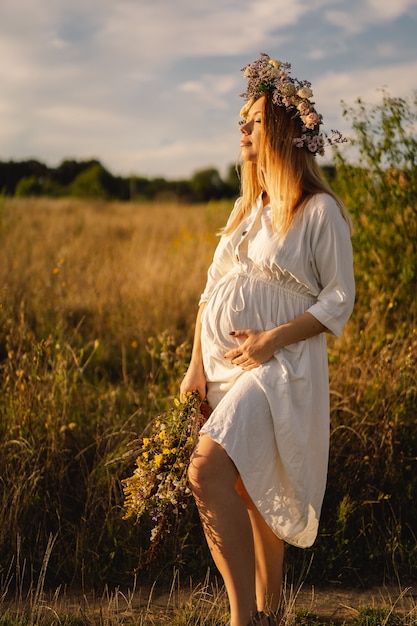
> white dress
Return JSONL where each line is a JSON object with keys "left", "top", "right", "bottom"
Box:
{"left": 199, "top": 193, "right": 355, "bottom": 548}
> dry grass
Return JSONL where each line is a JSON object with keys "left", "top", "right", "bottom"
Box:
{"left": 2, "top": 558, "right": 417, "bottom": 626}
{"left": 0, "top": 197, "right": 229, "bottom": 343}
{"left": 0, "top": 196, "right": 416, "bottom": 599}
{"left": 0, "top": 197, "right": 231, "bottom": 590}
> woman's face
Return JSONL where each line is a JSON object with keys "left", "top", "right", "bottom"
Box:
{"left": 239, "top": 96, "right": 265, "bottom": 163}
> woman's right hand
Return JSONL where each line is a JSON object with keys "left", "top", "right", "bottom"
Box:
{"left": 180, "top": 363, "right": 207, "bottom": 402}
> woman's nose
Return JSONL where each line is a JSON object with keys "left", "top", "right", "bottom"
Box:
{"left": 240, "top": 122, "right": 250, "bottom": 134}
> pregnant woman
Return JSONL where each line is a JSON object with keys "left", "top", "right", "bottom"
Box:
{"left": 180, "top": 53, "right": 355, "bottom": 626}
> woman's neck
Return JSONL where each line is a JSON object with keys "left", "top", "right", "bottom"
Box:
{"left": 262, "top": 191, "right": 270, "bottom": 206}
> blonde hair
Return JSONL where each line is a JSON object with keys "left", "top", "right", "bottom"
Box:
{"left": 224, "top": 95, "right": 352, "bottom": 238}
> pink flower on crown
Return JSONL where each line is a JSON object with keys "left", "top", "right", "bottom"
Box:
{"left": 297, "top": 101, "right": 312, "bottom": 116}
{"left": 302, "top": 111, "right": 321, "bottom": 129}
{"left": 293, "top": 136, "right": 306, "bottom": 148}
{"left": 306, "top": 135, "right": 324, "bottom": 153}
{"left": 281, "top": 96, "right": 295, "bottom": 107}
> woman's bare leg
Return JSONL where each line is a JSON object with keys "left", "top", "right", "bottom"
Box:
{"left": 236, "top": 478, "right": 284, "bottom": 615}
{"left": 188, "top": 434, "right": 267, "bottom": 626}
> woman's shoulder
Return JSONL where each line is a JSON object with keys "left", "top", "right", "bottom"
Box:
{"left": 304, "top": 192, "right": 344, "bottom": 221}
{"left": 303, "top": 192, "right": 352, "bottom": 237}
{"left": 305, "top": 192, "right": 339, "bottom": 211}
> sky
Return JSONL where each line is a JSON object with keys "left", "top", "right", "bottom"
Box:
{"left": 1, "top": 0, "right": 417, "bottom": 180}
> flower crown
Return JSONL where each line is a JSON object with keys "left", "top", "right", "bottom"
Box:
{"left": 240, "top": 53, "right": 346, "bottom": 156}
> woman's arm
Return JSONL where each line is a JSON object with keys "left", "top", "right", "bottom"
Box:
{"left": 226, "top": 197, "right": 354, "bottom": 371}
{"left": 224, "top": 312, "right": 327, "bottom": 370}
{"left": 180, "top": 302, "right": 207, "bottom": 400}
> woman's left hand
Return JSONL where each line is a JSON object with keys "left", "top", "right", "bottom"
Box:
{"left": 224, "top": 329, "right": 276, "bottom": 370}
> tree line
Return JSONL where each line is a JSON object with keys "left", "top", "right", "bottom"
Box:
{"left": 0, "top": 158, "right": 243, "bottom": 203}
{"left": 0, "top": 158, "right": 339, "bottom": 203}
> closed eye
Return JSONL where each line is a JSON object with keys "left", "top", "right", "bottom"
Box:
{"left": 239, "top": 117, "right": 262, "bottom": 126}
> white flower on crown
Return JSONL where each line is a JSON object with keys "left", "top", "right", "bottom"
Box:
{"left": 297, "top": 86, "right": 313, "bottom": 99}
{"left": 268, "top": 59, "right": 282, "bottom": 69}
{"left": 281, "top": 82, "right": 297, "bottom": 96}
{"left": 267, "top": 59, "right": 282, "bottom": 78}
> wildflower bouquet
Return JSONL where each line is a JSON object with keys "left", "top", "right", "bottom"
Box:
{"left": 122, "top": 391, "right": 211, "bottom": 567}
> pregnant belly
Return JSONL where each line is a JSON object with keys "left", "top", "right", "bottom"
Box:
{"left": 202, "top": 274, "right": 273, "bottom": 357}
{"left": 202, "top": 272, "right": 315, "bottom": 356}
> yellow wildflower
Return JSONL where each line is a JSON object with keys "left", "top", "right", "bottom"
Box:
{"left": 154, "top": 454, "right": 163, "bottom": 468}
{"left": 122, "top": 390, "right": 209, "bottom": 559}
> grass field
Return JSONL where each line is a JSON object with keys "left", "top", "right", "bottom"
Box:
{"left": 0, "top": 195, "right": 416, "bottom": 624}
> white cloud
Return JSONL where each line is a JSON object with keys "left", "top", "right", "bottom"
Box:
{"left": 0, "top": 0, "right": 416, "bottom": 177}
{"left": 97, "top": 0, "right": 305, "bottom": 63}
{"left": 324, "top": 0, "right": 417, "bottom": 34}
{"left": 311, "top": 57, "right": 417, "bottom": 150}
{"left": 317, "top": 58, "right": 417, "bottom": 106}
{"left": 178, "top": 74, "right": 239, "bottom": 112}
{"left": 118, "top": 127, "right": 240, "bottom": 178}
{"left": 368, "top": 0, "right": 417, "bottom": 20}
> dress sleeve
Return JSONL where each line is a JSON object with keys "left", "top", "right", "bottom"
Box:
{"left": 306, "top": 197, "right": 355, "bottom": 336}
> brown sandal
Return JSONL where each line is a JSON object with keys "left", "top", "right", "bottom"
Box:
{"left": 247, "top": 609, "right": 285, "bottom": 625}
{"left": 246, "top": 611, "right": 270, "bottom": 625}
{"left": 268, "top": 610, "right": 285, "bottom": 626}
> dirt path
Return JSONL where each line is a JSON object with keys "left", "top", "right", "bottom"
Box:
{"left": 5, "top": 583, "right": 416, "bottom": 624}
{"left": 288, "top": 584, "right": 417, "bottom": 622}
{"left": 100, "top": 583, "right": 417, "bottom": 623}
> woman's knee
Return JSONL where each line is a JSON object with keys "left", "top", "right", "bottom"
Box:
{"left": 187, "top": 448, "right": 208, "bottom": 494}
{"left": 187, "top": 436, "right": 236, "bottom": 496}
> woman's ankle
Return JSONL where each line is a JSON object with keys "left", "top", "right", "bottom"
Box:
{"left": 247, "top": 610, "right": 269, "bottom": 625}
